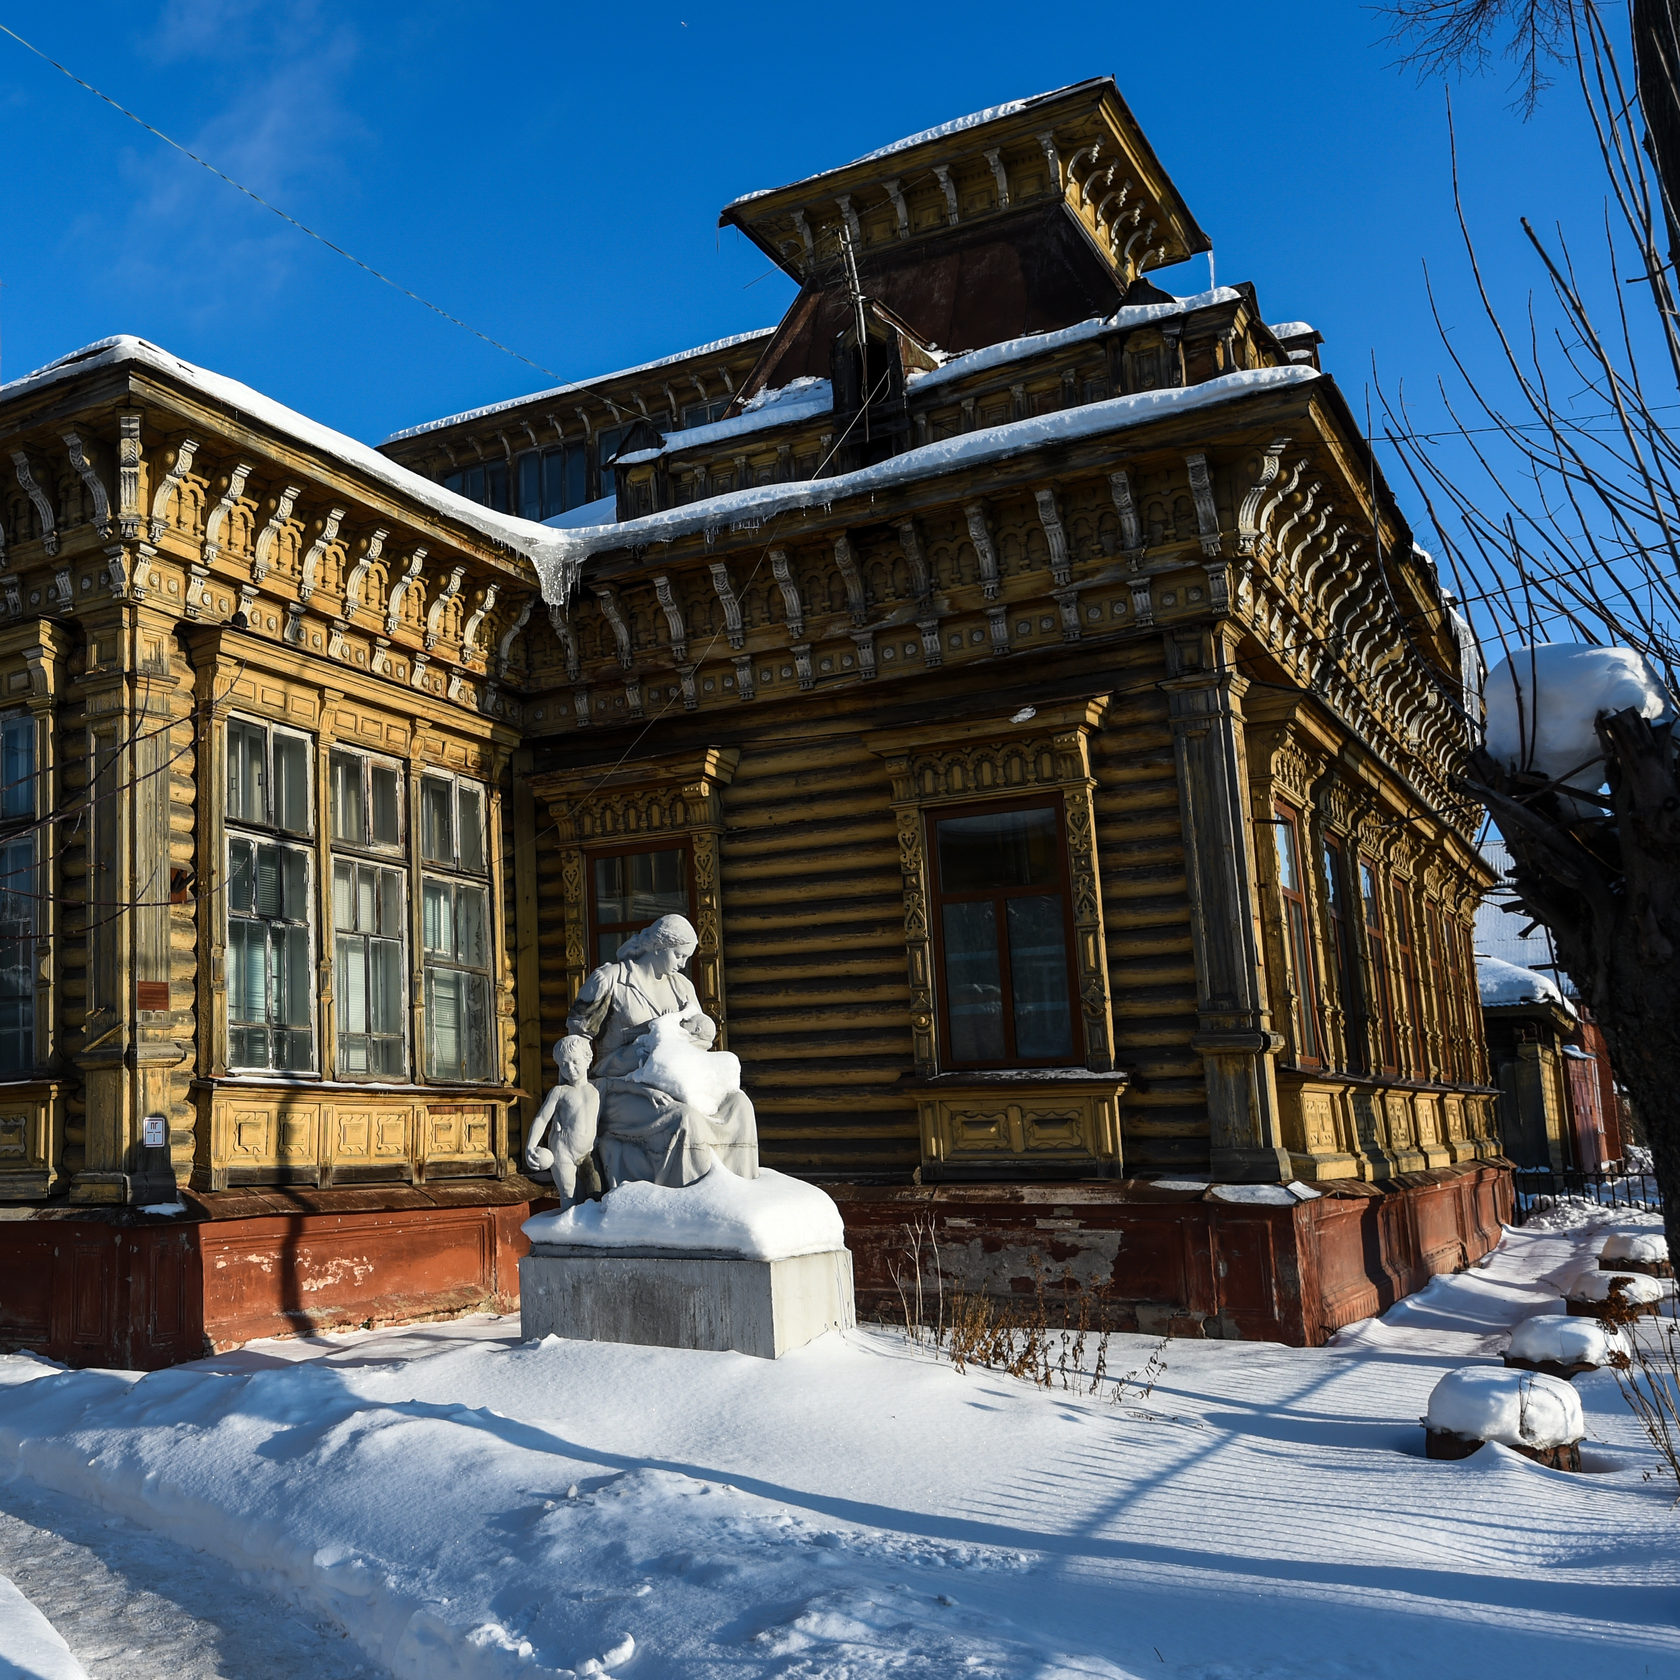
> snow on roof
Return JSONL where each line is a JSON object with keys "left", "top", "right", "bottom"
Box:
{"left": 531, "top": 363, "right": 1320, "bottom": 601}
{"left": 381, "top": 328, "right": 779, "bottom": 443}
{"left": 1476, "top": 953, "right": 1574, "bottom": 1013}
{"left": 1268, "top": 321, "right": 1318, "bottom": 340}
{"left": 720, "top": 80, "right": 1105, "bottom": 210}
{"left": 909, "top": 287, "right": 1242, "bottom": 394}
{"left": 617, "top": 377, "right": 832, "bottom": 467}
{"left": 2, "top": 335, "right": 580, "bottom": 587}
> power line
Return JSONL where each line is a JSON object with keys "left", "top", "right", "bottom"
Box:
{"left": 0, "top": 19, "right": 563, "bottom": 382}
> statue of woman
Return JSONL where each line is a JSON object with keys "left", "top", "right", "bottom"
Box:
{"left": 565, "top": 912, "right": 759, "bottom": 1188}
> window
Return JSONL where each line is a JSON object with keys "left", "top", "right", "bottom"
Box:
{"left": 930, "top": 801, "right": 1078, "bottom": 1068}
{"left": 226, "top": 717, "right": 315, "bottom": 1072}
{"left": 420, "top": 772, "right": 491, "bottom": 1082}
{"left": 0, "top": 714, "right": 36, "bottom": 1073}
{"left": 681, "top": 399, "right": 730, "bottom": 429}
{"left": 1391, "top": 887, "right": 1426, "bottom": 1077}
{"left": 1360, "top": 859, "right": 1400, "bottom": 1077}
{"left": 441, "top": 460, "right": 510, "bottom": 514}
{"left": 589, "top": 844, "right": 689, "bottom": 967}
{"left": 595, "top": 425, "right": 629, "bottom": 500}
{"left": 1321, "top": 836, "right": 1365, "bottom": 1074}
{"left": 330, "top": 750, "right": 407, "bottom": 1079}
{"left": 1273, "top": 806, "right": 1321, "bottom": 1067}
{"left": 512, "top": 444, "right": 592, "bottom": 521}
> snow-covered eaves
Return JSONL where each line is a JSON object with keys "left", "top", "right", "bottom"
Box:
{"left": 380, "top": 328, "right": 778, "bottom": 443}
{"left": 1476, "top": 953, "right": 1575, "bottom": 1014}
{"left": 2, "top": 336, "right": 580, "bottom": 586}
{"left": 1268, "top": 321, "right": 1318, "bottom": 341}
{"left": 617, "top": 378, "right": 833, "bottom": 467}
{"left": 531, "top": 363, "right": 1320, "bottom": 601}
{"left": 721, "top": 80, "right": 1106, "bottom": 211}
{"left": 909, "top": 288, "right": 1242, "bottom": 394}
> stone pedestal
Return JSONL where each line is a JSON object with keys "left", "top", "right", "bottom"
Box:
{"left": 519, "top": 1243, "right": 855, "bottom": 1359}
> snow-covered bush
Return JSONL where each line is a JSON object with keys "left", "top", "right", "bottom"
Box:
{"left": 1424, "top": 1366, "right": 1584, "bottom": 1451}
{"left": 1564, "top": 1269, "right": 1666, "bottom": 1314}
{"left": 1600, "top": 1232, "right": 1669, "bottom": 1269}
{"left": 1504, "top": 1313, "right": 1628, "bottom": 1373}
{"left": 1484, "top": 644, "right": 1672, "bottom": 795}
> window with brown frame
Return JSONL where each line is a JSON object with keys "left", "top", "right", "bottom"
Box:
{"left": 588, "top": 841, "right": 691, "bottom": 967}
{"left": 928, "top": 798, "right": 1080, "bottom": 1069}
{"left": 1360, "top": 858, "right": 1401, "bottom": 1076}
{"left": 1321, "top": 835, "right": 1365, "bottom": 1073}
{"left": 1391, "top": 887, "right": 1426, "bottom": 1077}
{"left": 1273, "top": 805, "right": 1322, "bottom": 1068}
{"left": 1429, "top": 907, "right": 1458, "bottom": 1085}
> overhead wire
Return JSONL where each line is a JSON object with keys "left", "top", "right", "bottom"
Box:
{"left": 0, "top": 18, "right": 564, "bottom": 382}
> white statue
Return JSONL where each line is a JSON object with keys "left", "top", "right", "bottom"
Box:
{"left": 564, "top": 913, "right": 759, "bottom": 1188}
{"left": 523, "top": 1034, "right": 602, "bottom": 1207}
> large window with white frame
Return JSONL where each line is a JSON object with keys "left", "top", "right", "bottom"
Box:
{"left": 330, "top": 748, "right": 408, "bottom": 1079}
{"left": 225, "top": 716, "right": 316, "bottom": 1073}
{"left": 0, "top": 713, "right": 36, "bottom": 1073}
{"left": 419, "top": 771, "right": 492, "bottom": 1082}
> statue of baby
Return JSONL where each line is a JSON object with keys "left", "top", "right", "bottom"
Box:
{"left": 627, "top": 1011, "right": 741, "bottom": 1116}
{"left": 523, "top": 1034, "right": 602, "bottom": 1207}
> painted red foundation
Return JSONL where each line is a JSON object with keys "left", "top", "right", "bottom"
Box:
{"left": 0, "top": 1161, "right": 1512, "bottom": 1367}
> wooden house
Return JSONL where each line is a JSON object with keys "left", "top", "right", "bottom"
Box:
{"left": 0, "top": 80, "right": 1508, "bottom": 1364}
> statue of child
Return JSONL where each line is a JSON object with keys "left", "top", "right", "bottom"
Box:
{"left": 523, "top": 1034, "right": 601, "bottom": 1207}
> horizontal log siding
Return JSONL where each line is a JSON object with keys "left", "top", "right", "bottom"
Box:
{"left": 1089, "top": 645, "right": 1208, "bottom": 1170}
{"left": 720, "top": 735, "right": 919, "bottom": 1177}
{"left": 533, "top": 822, "right": 572, "bottom": 1073}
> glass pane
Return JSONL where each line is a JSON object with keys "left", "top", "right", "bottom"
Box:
{"left": 0, "top": 838, "right": 33, "bottom": 935}
{"left": 457, "top": 885, "right": 487, "bottom": 968}
{"left": 1, "top": 717, "right": 34, "bottom": 820}
{"left": 281, "top": 848, "right": 307, "bottom": 921}
{"left": 273, "top": 734, "right": 309, "bottom": 834}
{"left": 378, "top": 868, "right": 403, "bottom": 937}
{"left": 937, "top": 808, "right": 1059, "bottom": 893}
{"left": 421, "top": 778, "right": 452, "bottom": 864}
{"left": 517, "top": 451, "right": 542, "bottom": 521}
{"left": 463, "top": 464, "right": 484, "bottom": 504}
{"left": 1361, "top": 863, "right": 1381, "bottom": 928}
{"left": 566, "top": 445, "right": 588, "bottom": 511}
{"left": 427, "top": 968, "right": 462, "bottom": 1077}
{"left": 333, "top": 860, "right": 353, "bottom": 930}
{"left": 370, "top": 938, "right": 403, "bottom": 1033}
{"left": 423, "top": 880, "right": 450, "bottom": 955}
{"left": 457, "top": 783, "right": 485, "bottom": 874}
{"left": 283, "top": 924, "right": 312, "bottom": 1028}
{"left": 330, "top": 751, "right": 364, "bottom": 845}
{"left": 228, "top": 722, "right": 264, "bottom": 824}
{"left": 255, "top": 845, "right": 282, "bottom": 918}
{"left": 485, "top": 460, "right": 509, "bottom": 513}
{"left": 337, "top": 934, "right": 365, "bottom": 1034}
{"left": 597, "top": 930, "right": 620, "bottom": 966}
{"left": 464, "top": 973, "right": 490, "bottom": 1081}
{"left": 357, "top": 866, "right": 376, "bottom": 934}
{"left": 942, "top": 900, "right": 1004, "bottom": 1064}
{"left": 542, "top": 449, "right": 567, "bottom": 519}
{"left": 370, "top": 766, "right": 401, "bottom": 847}
{"left": 593, "top": 854, "right": 628, "bottom": 923}
{"left": 1275, "top": 817, "right": 1300, "bottom": 893}
{"left": 1006, "top": 895, "right": 1073, "bottom": 1061}
{"left": 627, "top": 849, "right": 686, "bottom": 919}
{"left": 1322, "top": 842, "right": 1344, "bottom": 914}
{"left": 229, "top": 838, "right": 256, "bottom": 915}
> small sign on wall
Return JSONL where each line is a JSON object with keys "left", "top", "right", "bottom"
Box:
{"left": 142, "top": 1115, "right": 166, "bottom": 1149}
{"left": 137, "top": 982, "right": 170, "bottom": 1011}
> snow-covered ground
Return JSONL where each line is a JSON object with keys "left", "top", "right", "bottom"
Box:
{"left": 1, "top": 1210, "right": 1675, "bottom": 1680}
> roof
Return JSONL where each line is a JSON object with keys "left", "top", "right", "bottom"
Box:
{"left": 381, "top": 328, "right": 779, "bottom": 444}
{"left": 1, "top": 335, "right": 578, "bottom": 588}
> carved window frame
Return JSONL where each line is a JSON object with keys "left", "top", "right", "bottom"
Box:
{"left": 529, "top": 747, "right": 738, "bottom": 1042}
{"left": 864, "top": 696, "right": 1115, "bottom": 1078}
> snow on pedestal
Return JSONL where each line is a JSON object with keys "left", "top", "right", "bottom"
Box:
{"left": 1563, "top": 1268, "right": 1666, "bottom": 1317}
{"left": 1424, "top": 1366, "right": 1585, "bottom": 1468}
{"left": 519, "top": 1168, "right": 855, "bottom": 1359}
{"left": 1503, "top": 1313, "right": 1629, "bottom": 1378}
{"left": 1599, "top": 1232, "right": 1672, "bottom": 1278}
{"left": 1483, "top": 644, "right": 1672, "bottom": 805}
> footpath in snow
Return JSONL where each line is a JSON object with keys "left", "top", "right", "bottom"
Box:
{"left": 1, "top": 1207, "right": 1676, "bottom": 1680}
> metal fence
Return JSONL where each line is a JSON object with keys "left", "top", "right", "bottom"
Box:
{"left": 1511, "top": 1166, "right": 1663, "bottom": 1225}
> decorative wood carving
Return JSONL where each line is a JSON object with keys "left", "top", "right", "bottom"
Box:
{"left": 424, "top": 565, "right": 466, "bottom": 650}
{"left": 963, "top": 503, "right": 1000, "bottom": 598}
{"left": 252, "top": 487, "right": 301, "bottom": 585}
{"left": 117, "top": 413, "right": 143, "bottom": 538}
{"left": 202, "top": 463, "right": 253, "bottom": 562}
{"left": 732, "top": 655, "right": 755, "bottom": 700}
{"left": 384, "top": 547, "right": 426, "bottom": 636}
{"left": 1034, "top": 488, "right": 1072, "bottom": 587}
{"left": 1106, "top": 469, "right": 1143, "bottom": 564}
{"left": 10, "top": 453, "right": 57, "bottom": 556}
{"left": 1185, "top": 452, "right": 1222, "bottom": 557}
{"left": 769, "top": 549, "right": 804, "bottom": 639}
{"left": 62, "top": 434, "right": 112, "bottom": 537}
{"left": 460, "top": 582, "right": 499, "bottom": 664}
{"left": 593, "top": 586, "right": 633, "bottom": 669}
{"left": 1237, "top": 438, "right": 1290, "bottom": 555}
{"left": 340, "top": 527, "right": 387, "bottom": 620}
{"left": 297, "top": 506, "right": 345, "bottom": 605}
{"left": 652, "top": 574, "right": 687, "bottom": 663}
{"left": 897, "top": 518, "right": 931, "bottom": 601}
{"left": 147, "top": 439, "right": 200, "bottom": 542}
{"left": 832, "top": 533, "right": 867, "bottom": 624}
{"left": 709, "top": 562, "right": 745, "bottom": 649}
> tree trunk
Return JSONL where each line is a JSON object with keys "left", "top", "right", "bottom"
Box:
{"left": 1635, "top": 0, "right": 1680, "bottom": 282}
{"left": 1476, "top": 711, "right": 1680, "bottom": 1261}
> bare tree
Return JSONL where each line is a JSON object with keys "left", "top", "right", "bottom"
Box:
{"left": 1383, "top": 3, "right": 1680, "bottom": 1255}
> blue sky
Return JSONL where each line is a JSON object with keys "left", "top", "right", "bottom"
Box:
{"left": 0, "top": 0, "right": 1632, "bottom": 466}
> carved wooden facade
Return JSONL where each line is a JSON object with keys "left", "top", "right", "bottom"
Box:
{"left": 0, "top": 79, "right": 1500, "bottom": 1212}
